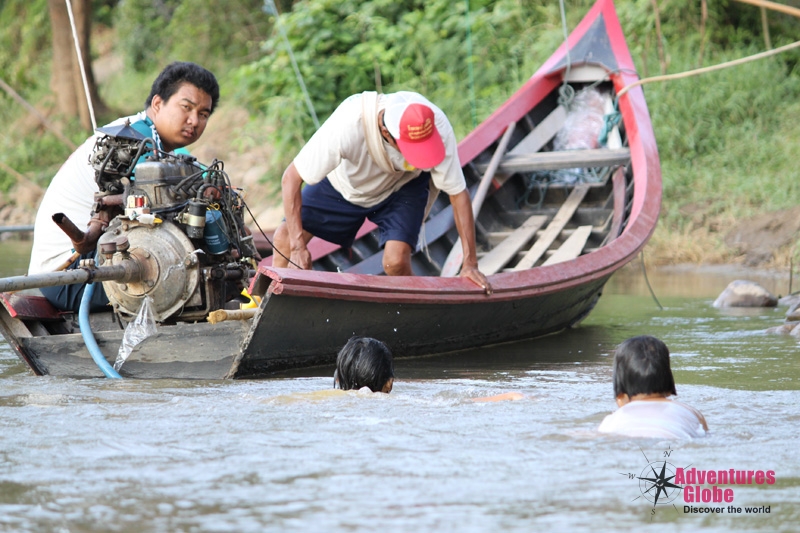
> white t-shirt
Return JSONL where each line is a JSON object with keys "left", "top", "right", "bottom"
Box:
{"left": 293, "top": 93, "right": 466, "bottom": 208}
{"left": 598, "top": 400, "right": 707, "bottom": 439}
{"left": 28, "top": 113, "right": 150, "bottom": 275}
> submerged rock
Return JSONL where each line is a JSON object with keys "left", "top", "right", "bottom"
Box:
{"left": 713, "top": 280, "right": 778, "bottom": 308}
{"left": 785, "top": 301, "right": 800, "bottom": 322}
{"left": 765, "top": 321, "right": 799, "bottom": 335}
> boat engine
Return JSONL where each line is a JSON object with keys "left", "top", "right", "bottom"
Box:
{"left": 62, "top": 122, "right": 259, "bottom": 322}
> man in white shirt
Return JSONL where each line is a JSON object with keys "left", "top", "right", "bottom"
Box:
{"left": 28, "top": 62, "right": 219, "bottom": 312}
{"left": 272, "top": 91, "right": 491, "bottom": 293}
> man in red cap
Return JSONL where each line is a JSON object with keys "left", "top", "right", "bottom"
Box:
{"left": 272, "top": 91, "right": 491, "bottom": 293}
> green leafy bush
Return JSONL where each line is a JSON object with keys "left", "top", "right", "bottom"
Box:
{"left": 234, "top": 0, "right": 588, "bottom": 181}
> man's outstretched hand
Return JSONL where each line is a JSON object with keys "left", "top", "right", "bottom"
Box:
{"left": 460, "top": 265, "right": 492, "bottom": 295}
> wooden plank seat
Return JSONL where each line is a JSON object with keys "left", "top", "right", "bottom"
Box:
{"left": 512, "top": 184, "right": 590, "bottom": 271}
{"left": 481, "top": 223, "right": 605, "bottom": 251}
{"left": 478, "top": 215, "right": 548, "bottom": 275}
{"left": 494, "top": 106, "right": 567, "bottom": 188}
{"left": 542, "top": 225, "right": 593, "bottom": 266}
{"left": 477, "top": 147, "right": 630, "bottom": 175}
{"left": 508, "top": 106, "right": 567, "bottom": 157}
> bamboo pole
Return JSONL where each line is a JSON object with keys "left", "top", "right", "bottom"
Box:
{"left": 733, "top": 0, "right": 800, "bottom": 19}
{"left": 0, "top": 77, "right": 78, "bottom": 151}
{"left": 650, "top": 0, "right": 667, "bottom": 74}
{"left": 760, "top": 7, "right": 772, "bottom": 49}
{"left": 207, "top": 308, "right": 258, "bottom": 324}
{"left": 697, "top": 0, "right": 708, "bottom": 66}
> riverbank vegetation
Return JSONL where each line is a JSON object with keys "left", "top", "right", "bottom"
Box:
{"left": 1, "top": 0, "right": 799, "bottom": 266}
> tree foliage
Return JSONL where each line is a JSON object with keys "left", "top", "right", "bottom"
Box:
{"left": 0, "top": 0, "right": 51, "bottom": 86}
{"left": 114, "top": 0, "right": 271, "bottom": 73}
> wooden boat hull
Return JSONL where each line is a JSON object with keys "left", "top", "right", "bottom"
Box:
{"left": 234, "top": 274, "right": 608, "bottom": 377}
{"left": 0, "top": 0, "right": 660, "bottom": 379}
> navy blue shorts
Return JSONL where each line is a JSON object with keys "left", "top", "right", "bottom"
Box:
{"left": 301, "top": 173, "right": 431, "bottom": 249}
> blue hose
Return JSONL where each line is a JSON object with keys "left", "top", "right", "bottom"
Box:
{"left": 79, "top": 282, "right": 122, "bottom": 379}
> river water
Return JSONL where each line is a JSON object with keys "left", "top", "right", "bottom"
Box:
{"left": 0, "top": 241, "right": 798, "bottom": 532}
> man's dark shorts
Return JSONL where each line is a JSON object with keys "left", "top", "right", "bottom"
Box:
{"left": 301, "top": 172, "right": 431, "bottom": 249}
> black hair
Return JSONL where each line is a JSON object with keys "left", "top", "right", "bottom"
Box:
{"left": 612, "top": 335, "right": 677, "bottom": 398}
{"left": 333, "top": 336, "right": 394, "bottom": 392}
{"left": 145, "top": 62, "right": 220, "bottom": 113}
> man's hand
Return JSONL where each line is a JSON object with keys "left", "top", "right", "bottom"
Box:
{"left": 448, "top": 190, "right": 492, "bottom": 295}
{"left": 460, "top": 264, "right": 492, "bottom": 295}
{"left": 288, "top": 245, "right": 313, "bottom": 270}
{"left": 274, "top": 161, "right": 314, "bottom": 270}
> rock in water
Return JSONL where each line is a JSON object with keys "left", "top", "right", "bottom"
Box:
{"left": 713, "top": 280, "right": 778, "bottom": 308}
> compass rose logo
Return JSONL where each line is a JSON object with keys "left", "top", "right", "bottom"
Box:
{"left": 623, "top": 446, "right": 684, "bottom": 520}
{"left": 638, "top": 459, "right": 682, "bottom": 506}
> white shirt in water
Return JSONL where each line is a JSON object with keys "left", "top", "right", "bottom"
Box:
{"left": 598, "top": 400, "right": 706, "bottom": 439}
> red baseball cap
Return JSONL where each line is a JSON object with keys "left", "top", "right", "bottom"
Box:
{"left": 384, "top": 92, "right": 445, "bottom": 169}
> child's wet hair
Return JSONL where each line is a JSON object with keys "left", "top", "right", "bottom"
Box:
{"left": 334, "top": 336, "right": 394, "bottom": 392}
{"left": 612, "top": 335, "right": 677, "bottom": 397}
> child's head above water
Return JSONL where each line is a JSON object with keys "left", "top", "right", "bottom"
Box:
{"left": 334, "top": 336, "right": 394, "bottom": 393}
{"left": 600, "top": 335, "right": 708, "bottom": 437}
{"left": 613, "top": 335, "right": 677, "bottom": 402}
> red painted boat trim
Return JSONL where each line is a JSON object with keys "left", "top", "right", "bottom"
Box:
{"left": 0, "top": 292, "right": 63, "bottom": 321}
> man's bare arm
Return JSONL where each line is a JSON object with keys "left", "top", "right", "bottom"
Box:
{"left": 280, "top": 162, "right": 312, "bottom": 269}
{"left": 449, "top": 189, "right": 492, "bottom": 294}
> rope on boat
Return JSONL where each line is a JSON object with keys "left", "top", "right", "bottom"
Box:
{"left": 640, "top": 250, "right": 663, "bottom": 311}
{"left": 65, "top": 0, "right": 97, "bottom": 132}
{"left": 617, "top": 39, "right": 800, "bottom": 99}
{"left": 617, "top": 0, "right": 800, "bottom": 99}
{"left": 623, "top": 0, "right": 798, "bottom": 311}
{"left": 518, "top": 166, "right": 606, "bottom": 210}
{"left": 557, "top": 0, "right": 575, "bottom": 109}
{"left": 598, "top": 103, "right": 621, "bottom": 147}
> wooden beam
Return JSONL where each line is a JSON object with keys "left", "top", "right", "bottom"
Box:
{"left": 441, "top": 122, "right": 516, "bottom": 277}
{"left": 733, "top": 0, "right": 800, "bottom": 19}
{"left": 607, "top": 167, "right": 628, "bottom": 243}
{"left": 478, "top": 215, "right": 547, "bottom": 275}
{"left": 489, "top": 148, "right": 631, "bottom": 174}
{"left": 542, "top": 225, "right": 593, "bottom": 266}
{"left": 496, "top": 106, "right": 567, "bottom": 186}
{"left": 508, "top": 107, "right": 567, "bottom": 157}
{"left": 512, "top": 184, "right": 590, "bottom": 270}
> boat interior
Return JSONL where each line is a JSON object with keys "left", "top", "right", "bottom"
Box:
{"left": 314, "top": 73, "right": 634, "bottom": 277}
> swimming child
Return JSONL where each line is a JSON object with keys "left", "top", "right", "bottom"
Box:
{"left": 334, "top": 336, "right": 394, "bottom": 393}
{"left": 598, "top": 335, "right": 708, "bottom": 439}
